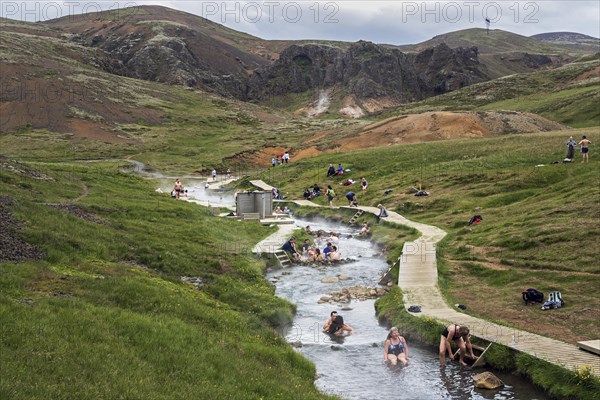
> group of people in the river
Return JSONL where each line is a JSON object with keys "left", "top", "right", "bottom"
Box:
{"left": 322, "top": 313, "right": 477, "bottom": 368}
{"left": 281, "top": 231, "right": 343, "bottom": 264}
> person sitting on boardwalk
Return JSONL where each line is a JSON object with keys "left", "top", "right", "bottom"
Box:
{"left": 323, "top": 312, "right": 353, "bottom": 336}
{"left": 282, "top": 237, "right": 301, "bottom": 262}
{"left": 439, "top": 324, "right": 477, "bottom": 367}
{"left": 376, "top": 204, "right": 388, "bottom": 223}
{"left": 384, "top": 327, "right": 409, "bottom": 366}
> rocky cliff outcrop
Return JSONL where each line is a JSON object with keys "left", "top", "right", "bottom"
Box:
{"left": 248, "top": 41, "right": 489, "bottom": 102}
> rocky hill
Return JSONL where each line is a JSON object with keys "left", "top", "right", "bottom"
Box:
{"left": 45, "top": 5, "right": 270, "bottom": 98}
{"left": 531, "top": 32, "right": 600, "bottom": 52}
{"left": 248, "top": 41, "right": 488, "bottom": 102}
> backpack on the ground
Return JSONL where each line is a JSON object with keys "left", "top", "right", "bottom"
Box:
{"left": 522, "top": 288, "right": 544, "bottom": 304}
{"left": 548, "top": 291, "right": 565, "bottom": 306}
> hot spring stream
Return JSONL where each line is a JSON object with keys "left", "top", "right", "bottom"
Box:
{"left": 152, "top": 175, "right": 549, "bottom": 399}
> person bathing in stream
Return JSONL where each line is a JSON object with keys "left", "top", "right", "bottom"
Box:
{"left": 439, "top": 324, "right": 478, "bottom": 367}
{"left": 384, "top": 327, "right": 409, "bottom": 366}
{"left": 323, "top": 311, "right": 353, "bottom": 336}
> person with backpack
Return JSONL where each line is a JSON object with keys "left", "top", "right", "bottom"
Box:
{"left": 566, "top": 136, "right": 577, "bottom": 161}
{"left": 439, "top": 324, "right": 477, "bottom": 367}
{"left": 326, "top": 185, "right": 336, "bottom": 208}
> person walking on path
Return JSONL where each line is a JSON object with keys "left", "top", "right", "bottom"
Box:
{"left": 384, "top": 327, "right": 409, "bottom": 366}
{"left": 211, "top": 168, "right": 217, "bottom": 181}
{"left": 326, "top": 185, "right": 336, "bottom": 208}
{"left": 439, "top": 324, "right": 477, "bottom": 367}
{"left": 173, "top": 179, "right": 183, "bottom": 200}
{"left": 579, "top": 136, "right": 591, "bottom": 163}
{"left": 376, "top": 204, "right": 388, "bottom": 223}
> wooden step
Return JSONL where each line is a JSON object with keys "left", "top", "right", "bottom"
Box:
{"left": 274, "top": 250, "right": 292, "bottom": 268}
{"left": 348, "top": 210, "right": 364, "bottom": 224}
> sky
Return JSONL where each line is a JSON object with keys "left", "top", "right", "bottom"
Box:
{"left": 2, "top": 1, "right": 599, "bottom": 45}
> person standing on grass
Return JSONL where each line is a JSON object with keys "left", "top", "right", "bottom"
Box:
{"left": 326, "top": 185, "right": 336, "bottom": 208}
{"left": 566, "top": 136, "right": 577, "bottom": 160}
{"left": 579, "top": 136, "right": 591, "bottom": 163}
{"left": 272, "top": 157, "right": 277, "bottom": 167}
{"left": 361, "top": 177, "right": 368, "bottom": 191}
{"left": 173, "top": 178, "right": 183, "bottom": 200}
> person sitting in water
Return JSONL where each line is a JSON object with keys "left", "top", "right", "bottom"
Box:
{"left": 359, "top": 223, "right": 371, "bottom": 236}
{"left": 309, "top": 248, "right": 323, "bottom": 262}
{"left": 322, "top": 242, "right": 333, "bottom": 259}
{"left": 329, "top": 246, "right": 341, "bottom": 261}
{"left": 439, "top": 324, "right": 477, "bottom": 367}
{"left": 274, "top": 205, "right": 283, "bottom": 214}
{"left": 282, "top": 206, "right": 291, "bottom": 215}
{"left": 384, "top": 327, "right": 409, "bottom": 367}
{"left": 328, "top": 232, "right": 340, "bottom": 248}
{"left": 323, "top": 311, "right": 353, "bottom": 335}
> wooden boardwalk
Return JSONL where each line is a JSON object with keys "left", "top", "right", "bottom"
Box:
{"left": 248, "top": 180, "right": 600, "bottom": 375}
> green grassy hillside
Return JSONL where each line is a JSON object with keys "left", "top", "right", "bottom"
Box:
{"left": 388, "top": 58, "right": 600, "bottom": 127}
{"left": 253, "top": 128, "right": 600, "bottom": 343}
{"left": 0, "top": 159, "right": 334, "bottom": 399}
{"left": 397, "top": 28, "right": 580, "bottom": 54}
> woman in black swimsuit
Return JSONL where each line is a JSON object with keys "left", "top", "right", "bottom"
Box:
{"left": 439, "top": 324, "right": 477, "bottom": 367}
{"left": 384, "top": 327, "right": 409, "bottom": 366}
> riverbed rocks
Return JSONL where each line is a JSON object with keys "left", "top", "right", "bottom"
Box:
{"left": 319, "top": 285, "right": 389, "bottom": 303}
{"left": 321, "top": 276, "right": 340, "bottom": 283}
{"left": 473, "top": 371, "right": 504, "bottom": 390}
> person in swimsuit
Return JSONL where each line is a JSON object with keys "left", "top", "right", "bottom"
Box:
{"left": 173, "top": 179, "right": 183, "bottom": 200}
{"left": 361, "top": 177, "right": 368, "bottom": 191}
{"left": 384, "top": 327, "right": 409, "bottom": 366}
{"left": 579, "top": 135, "right": 591, "bottom": 163}
{"left": 439, "top": 324, "right": 477, "bottom": 367}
